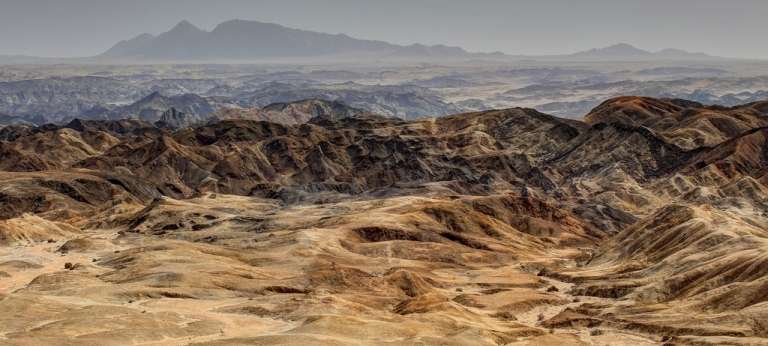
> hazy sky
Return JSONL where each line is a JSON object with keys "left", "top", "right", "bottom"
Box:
{"left": 1, "top": 0, "right": 766, "bottom": 58}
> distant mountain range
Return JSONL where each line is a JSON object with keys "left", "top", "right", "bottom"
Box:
{"left": 566, "top": 43, "right": 714, "bottom": 60}
{"left": 100, "top": 21, "right": 728, "bottom": 62}
{"left": 101, "top": 19, "right": 503, "bottom": 61}
{"left": 0, "top": 20, "right": 733, "bottom": 64}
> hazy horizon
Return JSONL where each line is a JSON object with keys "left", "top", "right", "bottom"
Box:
{"left": 1, "top": 0, "right": 767, "bottom": 59}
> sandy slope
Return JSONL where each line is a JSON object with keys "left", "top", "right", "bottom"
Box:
{"left": 0, "top": 193, "right": 661, "bottom": 345}
{"left": 2, "top": 97, "right": 768, "bottom": 344}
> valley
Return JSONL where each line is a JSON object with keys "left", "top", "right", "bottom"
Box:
{"left": 4, "top": 58, "right": 768, "bottom": 126}
{"left": 2, "top": 10, "right": 768, "bottom": 344}
{"left": 1, "top": 96, "right": 767, "bottom": 344}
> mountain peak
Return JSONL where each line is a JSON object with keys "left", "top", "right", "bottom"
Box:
{"left": 607, "top": 43, "right": 640, "bottom": 49}
{"left": 570, "top": 43, "right": 716, "bottom": 60}
{"left": 138, "top": 91, "right": 166, "bottom": 103}
{"left": 167, "top": 20, "right": 204, "bottom": 35}
{"left": 100, "top": 18, "right": 490, "bottom": 61}
{"left": 575, "top": 43, "right": 651, "bottom": 57}
{"left": 162, "top": 20, "right": 205, "bottom": 37}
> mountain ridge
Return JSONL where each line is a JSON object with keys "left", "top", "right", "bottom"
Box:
{"left": 2, "top": 96, "right": 768, "bottom": 344}
{"left": 568, "top": 43, "right": 715, "bottom": 60}
{"left": 101, "top": 19, "right": 489, "bottom": 61}
{"left": 103, "top": 23, "right": 725, "bottom": 62}
{"left": 2, "top": 32, "right": 739, "bottom": 63}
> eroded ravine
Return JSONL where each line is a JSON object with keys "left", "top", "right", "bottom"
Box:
{"left": 0, "top": 193, "right": 661, "bottom": 345}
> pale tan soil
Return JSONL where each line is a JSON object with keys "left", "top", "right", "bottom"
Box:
{"left": 2, "top": 97, "right": 768, "bottom": 345}
{"left": 0, "top": 193, "right": 661, "bottom": 345}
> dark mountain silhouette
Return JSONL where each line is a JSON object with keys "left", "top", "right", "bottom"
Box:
{"left": 569, "top": 43, "right": 714, "bottom": 60}
{"left": 102, "top": 19, "right": 484, "bottom": 61}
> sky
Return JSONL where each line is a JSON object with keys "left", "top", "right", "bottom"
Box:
{"left": 0, "top": 0, "right": 766, "bottom": 58}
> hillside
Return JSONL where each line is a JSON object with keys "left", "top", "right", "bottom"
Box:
{"left": 1, "top": 97, "right": 767, "bottom": 345}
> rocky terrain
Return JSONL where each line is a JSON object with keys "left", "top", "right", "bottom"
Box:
{"left": 0, "top": 74, "right": 462, "bottom": 123}
{"left": 1, "top": 95, "right": 767, "bottom": 345}
{"left": 4, "top": 60, "right": 768, "bottom": 125}
{"left": 214, "top": 99, "right": 366, "bottom": 126}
